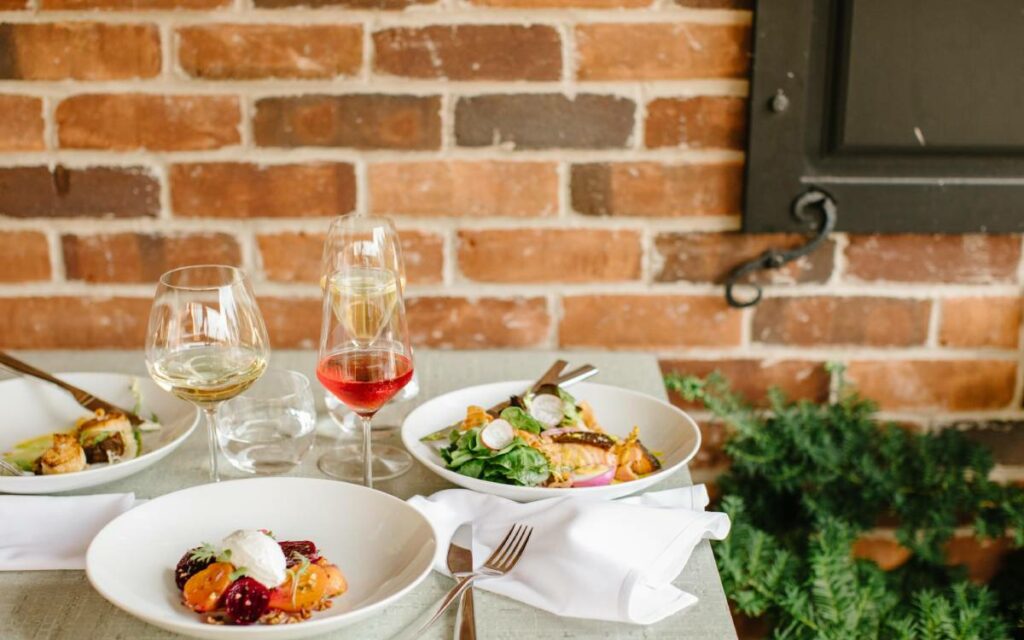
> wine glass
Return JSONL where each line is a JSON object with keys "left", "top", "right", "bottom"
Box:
{"left": 316, "top": 215, "right": 415, "bottom": 488}
{"left": 145, "top": 265, "right": 270, "bottom": 482}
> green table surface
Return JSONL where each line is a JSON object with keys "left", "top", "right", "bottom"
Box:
{"left": 0, "top": 350, "right": 737, "bottom": 640}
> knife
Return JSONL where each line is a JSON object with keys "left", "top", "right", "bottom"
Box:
{"left": 446, "top": 523, "right": 476, "bottom": 640}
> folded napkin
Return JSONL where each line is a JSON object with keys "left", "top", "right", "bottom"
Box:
{"left": 0, "top": 493, "right": 135, "bottom": 570}
{"left": 408, "top": 485, "right": 730, "bottom": 625}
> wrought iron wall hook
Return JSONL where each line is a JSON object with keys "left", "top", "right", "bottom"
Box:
{"left": 723, "top": 190, "right": 838, "bottom": 308}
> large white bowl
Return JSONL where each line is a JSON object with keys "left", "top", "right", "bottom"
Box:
{"left": 0, "top": 372, "right": 198, "bottom": 494}
{"left": 402, "top": 380, "right": 701, "bottom": 502}
{"left": 87, "top": 477, "right": 436, "bottom": 640}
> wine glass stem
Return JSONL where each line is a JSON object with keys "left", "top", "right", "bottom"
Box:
{"left": 203, "top": 407, "right": 220, "bottom": 483}
{"left": 360, "top": 414, "right": 373, "bottom": 489}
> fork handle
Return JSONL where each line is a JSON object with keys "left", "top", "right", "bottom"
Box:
{"left": 390, "top": 575, "right": 479, "bottom": 640}
{"left": 454, "top": 584, "right": 477, "bottom": 640}
{"left": 0, "top": 350, "right": 143, "bottom": 426}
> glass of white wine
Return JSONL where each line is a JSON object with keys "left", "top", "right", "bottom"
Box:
{"left": 146, "top": 265, "right": 270, "bottom": 482}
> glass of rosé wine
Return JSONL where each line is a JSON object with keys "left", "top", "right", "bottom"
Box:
{"left": 316, "top": 215, "right": 415, "bottom": 488}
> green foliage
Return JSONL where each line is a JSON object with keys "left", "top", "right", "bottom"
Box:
{"left": 666, "top": 369, "right": 1023, "bottom": 639}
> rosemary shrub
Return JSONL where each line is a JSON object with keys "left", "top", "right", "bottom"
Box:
{"left": 666, "top": 367, "right": 1024, "bottom": 639}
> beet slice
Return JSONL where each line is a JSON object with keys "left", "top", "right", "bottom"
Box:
{"left": 223, "top": 577, "right": 270, "bottom": 625}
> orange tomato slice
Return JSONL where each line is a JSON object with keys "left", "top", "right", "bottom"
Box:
{"left": 183, "top": 562, "right": 234, "bottom": 612}
{"left": 322, "top": 563, "right": 348, "bottom": 597}
{"left": 268, "top": 564, "right": 328, "bottom": 612}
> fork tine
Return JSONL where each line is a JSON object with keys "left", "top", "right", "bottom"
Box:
{"left": 490, "top": 525, "right": 527, "bottom": 569}
{"left": 502, "top": 526, "right": 533, "bottom": 572}
{"left": 483, "top": 524, "right": 521, "bottom": 567}
{"left": 493, "top": 525, "right": 533, "bottom": 573}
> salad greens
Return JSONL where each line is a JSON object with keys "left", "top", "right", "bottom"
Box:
{"left": 441, "top": 426, "right": 550, "bottom": 486}
{"left": 497, "top": 407, "right": 544, "bottom": 434}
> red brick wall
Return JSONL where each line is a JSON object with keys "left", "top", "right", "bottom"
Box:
{"left": 0, "top": 0, "right": 1021, "bottom": 482}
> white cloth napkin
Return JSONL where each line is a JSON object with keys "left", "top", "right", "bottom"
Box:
{"left": 0, "top": 493, "right": 136, "bottom": 570}
{"left": 408, "top": 485, "right": 730, "bottom": 625}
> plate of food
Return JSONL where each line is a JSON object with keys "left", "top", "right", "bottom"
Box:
{"left": 0, "top": 372, "right": 198, "bottom": 494}
{"left": 86, "top": 477, "right": 436, "bottom": 640}
{"left": 402, "top": 380, "right": 701, "bottom": 501}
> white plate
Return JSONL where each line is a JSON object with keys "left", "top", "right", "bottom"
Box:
{"left": 86, "top": 477, "right": 436, "bottom": 640}
{"left": 402, "top": 380, "right": 701, "bottom": 502}
{"left": 0, "top": 372, "right": 198, "bottom": 494}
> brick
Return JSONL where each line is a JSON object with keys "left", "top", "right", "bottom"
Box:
{"left": 753, "top": 297, "right": 931, "bottom": 347}
{"left": 940, "top": 297, "right": 1021, "bottom": 349}
{"left": 654, "top": 232, "right": 834, "bottom": 284}
{"left": 845, "top": 360, "right": 1017, "bottom": 411}
{"left": 852, "top": 537, "right": 911, "bottom": 572}
{"left": 0, "top": 95, "right": 43, "bottom": 151}
{"left": 458, "top": 229, "right": 641, "bottom": 283}
{"left": 0, "top": 23, "right": 160, "bottom": 80}
{"left": 844, "top": 235, "right": 1021, "bottom": 284}
{"left": 42, "top": 0, "right": 228, "bottom": 8}
{"left": 254, "top": 95, "right": 441, "bottom": 150}
{"left": 944, "top": 421, "right": 1024, "bottom": 466}
{"left": 675, "top": 0, "right": 751, "bottom": 7}
{"left": 645, "top": 96, "right": 747, "bottom": 149}
{"left": 57, "top": 94, "right": 240, "bottom": 151}
{"left": 455, "top": 94, "right": 634, "bottom": 150}
{"left": 62, "top": 233, "right": 241, "bottom": 284}
{"left": 560, "top": 295, "right": 742, "bottom": 349}
{"left": 0, "top": 0, "right": 27, "bottom": 8}
{"left": 660, "top": 359, "right": 830, "bottom": 409}
{"left": 945, "top": 535, "right": 1012, "bottom": 582}
{"left": 257, "top": 230, "right": 444, "bottom": 285}
{"left": 256, "top": 297, "right": 321, "bottom": 349}
{"left": 369, "top": 161, "right": 557, "bottom": 217}
{"left": 0, "top": 166, "right": 159, "bottom": 218}
{"left": 572, "top": 162, "right": 743, "bottom": 217}
{"left": 575, "top": 23, "right": 750, "bottom": 80}
{"left": 0, "top": 297, "right": 150, "bottom": 349}
{"left": 178, "top": 25, "right": 362, "bottom": 80}
{"left": 0, "top": 231, "right": 51, "bottom": 282}
{"left": 407, "top": 297, "right": 550, "bottom": 348}
{"left": 254, "top": 0, "right": 433, "bottom": 8}
{"left": 373, "top": 26, "right": 560, "bottom": 81}
{"left": 170, "top": 163, "right": 356, "bottom": 219}
{"left": 468, "top": 0, "right": 649, "bottom": 6}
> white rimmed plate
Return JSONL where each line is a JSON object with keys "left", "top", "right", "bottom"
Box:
{"left": 87, "top": 477, "right": 436, "bottom": 640}
{"left": 402, "top": 380, "right": 701, "bottom": 502}
{"left": 0, "top": 372, "right": 198, "bottom": 494}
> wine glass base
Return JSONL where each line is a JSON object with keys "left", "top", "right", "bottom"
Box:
{"left": 317, "top": 444, "right": 412, "bottom": 483}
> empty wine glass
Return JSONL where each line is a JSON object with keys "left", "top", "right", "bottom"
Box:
{"left": 146, "top": 265, "right": 270, "bottom": 482}
{"left": 316, "top": 215, "right": 415, "bottom": 488}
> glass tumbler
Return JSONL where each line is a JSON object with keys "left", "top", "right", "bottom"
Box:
{"left": 216, "top": 369, "right": 317, "bottom": 475}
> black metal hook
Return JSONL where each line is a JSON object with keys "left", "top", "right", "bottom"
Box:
{"left": 723, "top": 190, "right": 837, "bottom": 308}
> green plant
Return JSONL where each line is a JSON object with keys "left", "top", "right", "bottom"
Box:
{"left": 666, "top": 368, "right": 1024, "bottom": 639}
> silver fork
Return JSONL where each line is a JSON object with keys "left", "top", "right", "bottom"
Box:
{"left": 390, "top": 524, "right": 534, "bottom": 640}
{"left": 0, "top": 458, "right": 30, "bottom": 476}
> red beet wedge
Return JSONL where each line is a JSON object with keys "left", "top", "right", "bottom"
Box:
{"left": 175, "top": 547, "right": 215, "bottom": 591}
{"left": 223, "top": 577, "right": 270, "bottom": 625}
{"left": 280, "top": 541, "right": 319, "bottom": 566}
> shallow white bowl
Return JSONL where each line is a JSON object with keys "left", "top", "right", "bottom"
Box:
{"left": 402, "top": 380, "right": 701, "bottom": 502}
{"left": 87, "top": 477, "right": 436, "bottom": 640}
{"left": 0, "top": 372, "right": 198, "bottom": 494}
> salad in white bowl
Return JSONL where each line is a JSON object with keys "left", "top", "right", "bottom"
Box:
{"left": 403, "top": 379, "right": 701, "bottom": 502}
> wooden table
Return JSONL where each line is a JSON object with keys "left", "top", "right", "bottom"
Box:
{"left": 0, "top": 350, "right": 737, "bottom": 640}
